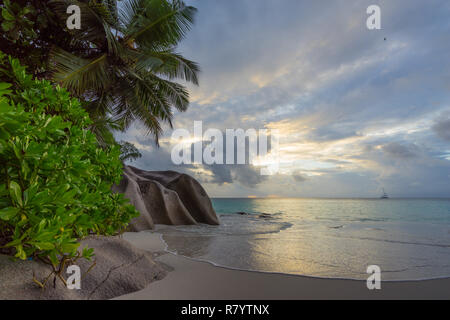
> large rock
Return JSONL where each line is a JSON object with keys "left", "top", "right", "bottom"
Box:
{"left": 0, "top": 236, "right": 167, "bottom": 300}
{"left": 113, "top": 166, "right": 220, "bottom": 231}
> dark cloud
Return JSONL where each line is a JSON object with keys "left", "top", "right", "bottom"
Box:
{"left": 122, "top": 136, "right": 268, "bottom": 188}
{"left": 130, "top": 146, "right": 193, "bottom": 173}
{"left": 200, "top": 134, "right": 270, "bottom": 187}
{"left": 433, "top": 116, "right": 450, "bottom": 142}
{"left": 135, "top": 135, "right": 157, "bottom": 147}
{"left": 307, "top": 126, "right": 360, "bottom": 142}
{"left": 381, "top": 142, "right": 419, "bottom": 159}
{"left": 232, "top": 165, "right": 268, "bottom": 187}
{"left": 201, "top": 164, "right": 233, "bottom": 185}
{"left": 292, "top": 173, "right": 307, "bottom": 182}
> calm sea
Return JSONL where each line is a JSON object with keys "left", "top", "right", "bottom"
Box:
{"left": 154, "top": 198, "right": 450, "bottom": 280}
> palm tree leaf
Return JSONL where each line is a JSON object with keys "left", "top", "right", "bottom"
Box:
{"left": 88, "top": 114, "right": 122, "bottom": 147}
{"left": 121, "top": 0, "right": 197, "bottom": 49}
{"left": 50, "top": 0, "right": 113, "bottom": 46}
{"left": 150, "top": 50, "right": 200, "bottom": 85}
{"left": 146, "top": 73, "right": 190, "bottom": 112}
{"left": 51, "top": 48, "right": 109, "bottom": 95}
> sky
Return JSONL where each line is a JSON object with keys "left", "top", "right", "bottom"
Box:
{"left": 117, "top": 0, "right": 450, "bottom": 198}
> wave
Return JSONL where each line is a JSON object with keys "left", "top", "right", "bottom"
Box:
{"left": 154, "top": 232, "right": 450, "bottom": 282}
{"left": 345, "top": 236, "right": 450, "bottom": 248}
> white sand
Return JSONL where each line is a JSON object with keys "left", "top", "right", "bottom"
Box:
{"left": 116, "top": 231, "right": 450, "bottom": 300}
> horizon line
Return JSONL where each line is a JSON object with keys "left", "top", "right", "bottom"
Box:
{"left": 211, "top": 196, "right": 450, "bottom": 200}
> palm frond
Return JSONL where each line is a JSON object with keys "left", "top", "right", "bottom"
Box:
{"left": 122, "top": 0, "right": 197, "bottom": 49}
{"left": 51, "top": 48, "right": 109, "bottom": 95}
{"left": 149, "top": 50, "right": 200, "bottom": 85}
{"left": 146, "top": 73, "right": 190, "bottom": 112}
{"left": 88, "top": 114, "right": 122, "bottom": 147}
{"left": 50, "top": 0, "right": 112, "bottom": 46}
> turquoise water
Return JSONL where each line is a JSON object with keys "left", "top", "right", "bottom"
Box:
{"left": 155, "top": 198, "right": 450, "bottom": 280}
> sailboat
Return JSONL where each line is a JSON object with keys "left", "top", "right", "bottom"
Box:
{"left": 380, "top": 188, "right": 389, "bottom": 199}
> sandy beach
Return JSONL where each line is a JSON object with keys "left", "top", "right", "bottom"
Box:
{"left": 116, "top": 231, "right": 450, "bottom": 300}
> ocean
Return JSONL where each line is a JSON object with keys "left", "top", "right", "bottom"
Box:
{"left": 154, "top": 198, "right": 450, "bottom": 280}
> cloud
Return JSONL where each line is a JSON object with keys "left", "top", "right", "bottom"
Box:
{"left": 118, "top": 128, "right": 269, "bottom": 188}
{"left": 306, "top": 126, "right": 361, "bottom": 142}
{"left": 433, "top": 115, "right": 450, "bottom": 142}
{"left": 118, "top": 0, "right": 450, "bottom": 197}
{"left": 232, "top": 165, "right": 268, "bottom": 187}
{"left": 292, "top": 173, "right": 308, "bottom": 182}
{"left": 200, "top": 164, "right": 233, "bottom": 185}
{"left": 381, "top": 142, "right": 419, "bottom": 159}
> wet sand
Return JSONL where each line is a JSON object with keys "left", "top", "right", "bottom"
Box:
{"left": 115, "top": 231, "right": 450, "bottom": 300}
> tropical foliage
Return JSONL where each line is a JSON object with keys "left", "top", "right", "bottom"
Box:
{"left": 119, "top": 141, "right": 142, "bottom": 162}
{"left": 0, "top": 0, "right": 200, "bottom": 145}
{"left": 0, "top": 0, "right": 199, "bottom": 287}
{"left": 0, "top": 0, "right": 75, "bottom": 78}
{"left": 0, "top": 54, "right": 139, "bottom": 286}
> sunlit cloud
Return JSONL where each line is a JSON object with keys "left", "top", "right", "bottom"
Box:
{"left": 119, "top": 0, "right": 450, "bottom": 198}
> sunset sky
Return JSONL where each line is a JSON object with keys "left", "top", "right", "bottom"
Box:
{"left": 118, "top": 0, "right": 450, "bottom": 198}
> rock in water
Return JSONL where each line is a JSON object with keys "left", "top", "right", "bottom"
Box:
{"left": 113, "top": 166, "right": 220, "bottom": 231}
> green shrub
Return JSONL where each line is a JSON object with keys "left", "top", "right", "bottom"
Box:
{"left": 0, "top": 53, "right": 138, "bottom": 283}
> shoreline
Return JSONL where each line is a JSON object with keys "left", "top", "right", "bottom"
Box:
{"left": 116, "top": 231, "right": 450, "bottom": 300}
{"left": 152, "top": 231, "right": 450, "bottom": 283}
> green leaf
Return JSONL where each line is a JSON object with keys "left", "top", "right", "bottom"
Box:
{"left": 1, "top": 8, "right": 15, "bottom": 21}
{"left": 5, "top": 238, "right": 22, "bottom": 247}
{"left": 13, "top": 143, "right": 22, "bottom": 160}
{"left": 15, "top": 245, "right": 27, "bottom": 260}
{"left": 82, "top": 247, "right": 95, "bottom": 260}
{"left": 60, "top": 242, "right": 80, "bottom": 253}
{"left": 0, "top": 207, "right": 19, "bottom": 221}
{"left": 61, "top": 188, "right": 78, "bottom": 202}
{"left": 34, "top": 231, "right": 54, "bottom": 242}
{"left": 0, "top": 82, "right": 12, "bottom": 90}
{"left": 1, "top": 21, "right": 14, "bottom": 32}
{"left": 9, "top": 181, "right": 22, "bottom": 207}
{"left": 33, "top": 242, "right": 55, "bottom": 250}
{"left": 49, "top": 251, "right": 59, "bottom": 267}
{"left": 0, "top": 127, "right": 10, "bottom": 140}
{"left": 37, "top": 219, "right": 47, "bottom": 233}
{"left": 23, "top": 183, "right": 38, "bottom": 206}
